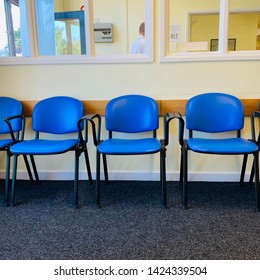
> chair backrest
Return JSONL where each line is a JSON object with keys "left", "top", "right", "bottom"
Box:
{"left": 186, "top": 92, "right": 244, "bottom": 133}
{"left": 32, "top": 96, "right": 84, "bottom": 134}
{"left": 105, "top": 94, "right": 159, "bottom": 133}
{"left": 0, "top": 96, "right": 22, "bottom": 134}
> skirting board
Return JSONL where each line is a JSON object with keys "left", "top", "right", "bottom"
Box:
{"left": 0, "top": 170, "right": 252, "bottom": 182}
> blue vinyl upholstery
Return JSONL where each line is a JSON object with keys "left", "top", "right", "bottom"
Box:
{"left": 173, "top": 92, "right": 259, "bottom": 211}
{"left": 105, "top": 94, "right": 159, "bottom": 133}
{"left": 186, "top": 92, "right": 244, "bottom": 132}
{"left": 5, "top": 96, "right": 92, "bottom": 208}
{"left": 32, "top": 96, "right": 83, "bottom": 134}
{"left": 0, "top": 97, "right": 22, "bottom": 134}
{"left": 89, "top": 94, "right": 168, "bottom": 208}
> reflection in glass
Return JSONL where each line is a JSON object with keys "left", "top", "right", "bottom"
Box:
{"left": 190, "top": 13, "right": 219, "bottom": 52}
{"left": 229, "top": 0, "right": 260, "bottom": 51}
{"left": 54, "top": 11, "right": 85, "bottom": 55}
{"left": 169, "top": 0, "right": 220, "bottom": 53}
{"left": 35, "top": 0, "right": 148, "bottom": 57}
{"left": 0, "top": 0, "right": 28, "bottom": 57}
{"left": 93, "top": 0, "right": 145, "bottom": 55}
{"left": 35, "top": 0, "right": 85, "bottom": 56}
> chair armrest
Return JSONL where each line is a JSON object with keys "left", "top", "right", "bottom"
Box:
{"left": 4, "top": 114, "right": 26, "bottom": 144}
{"left": 251, "top": 111, "right": 260, "bottom": 142}
{"left": 77, "top": 114, "right": 101, "bottom": 146}
{"left": 163, "top": 112, "right": 185, "bottom": 146}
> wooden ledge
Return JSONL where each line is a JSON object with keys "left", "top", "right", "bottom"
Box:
{"left": 21, "top": 98, "right": 259, "bottom": 117}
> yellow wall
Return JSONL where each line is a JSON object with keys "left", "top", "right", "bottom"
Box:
{"left": 0, "top": 1, "right": 259, "bottom": 182}
{"left": 190, "top": 13, "right": 259, "bottom": 51}
{"left": 54, "top": 0, "right": 84, "bottom": 12}
{"left": 229, "top": 13, "right": 258, "bottom": 51}
{"left": 93, "top": 0, "right": 145, "bottom": 54}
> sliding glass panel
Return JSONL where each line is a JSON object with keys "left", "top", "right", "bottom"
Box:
{"left": 93, "top": 0, "right": 145, "bottom": 55}
{"left": 168, "top": 0, "right": 220, "bottom": 53}
{"left": 229, "top": 0, "right": 260, "bottom": 51}
{"left": 0, "top": 0, "right": 29, "bottom": 56}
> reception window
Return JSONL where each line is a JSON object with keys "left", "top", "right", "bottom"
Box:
{"left": 160, "top": 0, "right": 260, "bottom": 62}
{"left": 0, "top": 0, "right": 154, "bottom": 64}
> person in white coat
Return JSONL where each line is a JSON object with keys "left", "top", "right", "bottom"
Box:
{"left": 130, "top": 22, "right": 145, "bottom": 54}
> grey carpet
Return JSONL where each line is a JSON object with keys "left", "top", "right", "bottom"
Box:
{"left": 0, "top": 179, "right": 260, "bottom": 260}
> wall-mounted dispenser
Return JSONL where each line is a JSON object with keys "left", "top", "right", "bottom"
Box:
{"left": 94, "top": 23, "right": 113, "bottom": 43}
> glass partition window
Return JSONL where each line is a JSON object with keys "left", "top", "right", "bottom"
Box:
{"left": 35, "top": 0, "right": 85, "bottom": 56}
{"left": 160, "top": 0, "right": 260, "bottom": 62}
{"left": 0, "top": 0, "right": 29, "bottom": 57}
{"left": 229, "top": 0, "right": 260, "bottom": 51}
{"left": 54, "top": 10, "right": 85, "bottom": 55}
{"left": 0, "top": 0, "right": 153, "bottom": 64}
{"left": 190, "top": 13, "right": 220, "bottom": 52}
{"left": 93, "top": 0, "right": 145, "bottom": 55}
{"left": 168, "top": 0, "right": 220, "bottom": 54}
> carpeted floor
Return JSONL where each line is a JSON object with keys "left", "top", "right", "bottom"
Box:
{"left": 0, "top": 179, "right": 260, "bottom": 260}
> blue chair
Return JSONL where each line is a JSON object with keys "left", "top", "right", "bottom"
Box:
{"left": 5, "top": 96, "right": 92, "bottom": 208}
{"left": 241, "top": 101, "right": 260, "bottom": 185}
{"left": 88, "top": 94, "right": 168, "bottom": 208}
{"left": 174, "top": 93, "right": 259, "bottom": 211}
{"left": 0, "top": 97, "right": 35, "bottom": 205}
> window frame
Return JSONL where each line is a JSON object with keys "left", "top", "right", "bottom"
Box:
{"left": 159, "top": 0, "right": 260, "bottom": 62}
{"left": 0, "top": 0, "right": 154, "bottom": 65}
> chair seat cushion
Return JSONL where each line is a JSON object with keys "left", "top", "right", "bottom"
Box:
{"left": 0, "top": 139, "right": 13, "bottom": 149}
{"left": 187, "top": 138, "right": 258, "bottom": 154}
{"left": 98, "top": 138, "right": 162, "bottom": 155}
{"left": 10, "top": 139, "right": 80, "bottom": 155}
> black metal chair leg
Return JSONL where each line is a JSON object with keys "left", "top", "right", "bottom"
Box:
{"left": 96, "top": 151, "right": 101, "bottom": 207}
{"left": 29, "top": 155, "right": 40, "bottom": 183}
{"left": 102, "top": 154, "right": 109, "bottom": 184}
{"left": 240, "top": 154, "right": 248, "bottom": 187}
{"left": 182, "top": 146, "right": 188, "bottom": 210}
{"left": 161, "top": 147, "right": 167, "bottom": 208}
{"left": 249, "top": 133, "right": 259, "bottom": 185}
{"left": 10, "top": 154, "right": 18, "bottom": 207}
{"left": 249, "top": 162, "right": 255, "bottom": 185}
{"left": 179, "top": 148, "right": 183, "bottom": 186}
{"left": 254, "top": 152, "right": 260, "bottom": 212}
{"left": 74, "top": 152, "right": 79, "bottom": 208}
{"left": 84, "top": 147, "right": 93, "bottom": 183}
{"left": 23, "top": 155, "right": 34, "bottom": 182}
{"left": 5, "top": 152, "right": 11, "bottom": 206}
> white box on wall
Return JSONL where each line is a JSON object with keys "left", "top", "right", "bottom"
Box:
{"left": 94, "top": 23, "right": 113, "bottom": 43}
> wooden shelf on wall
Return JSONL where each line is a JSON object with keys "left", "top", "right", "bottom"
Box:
{"left": 21, "top": 98, "right": 259, "bottom": 117}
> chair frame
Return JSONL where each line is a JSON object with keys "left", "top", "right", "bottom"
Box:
{"left": 0, "top": 97, "right": 35, "bottom": 206}
{"left": 4, "top": 115, "right": 36, "bottom": 205}
{"left": 241, "top": 109, "right": 260, "bottom": 185}
{"left": 169, "top": 93, "right": 260, "bottom": 211}
{"left": 4, "top": 96, "right": 92, "bottom": 208}
{"left": 87, "top": 95, "right": 176, "bottom": 208}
